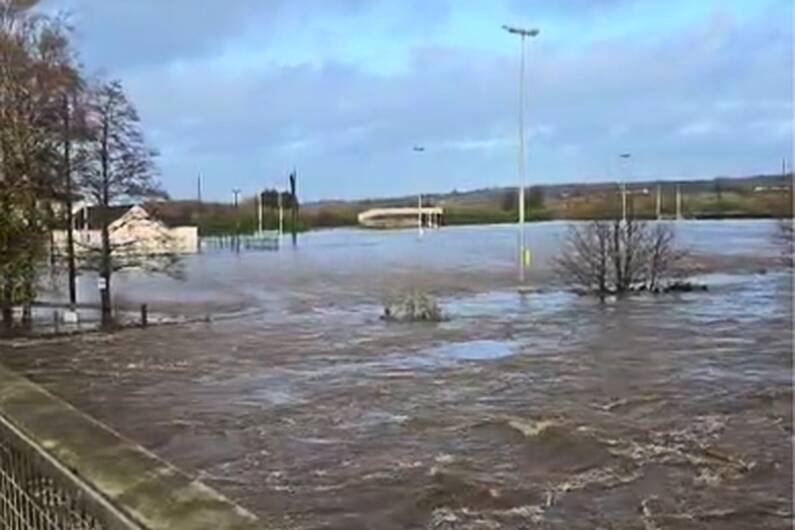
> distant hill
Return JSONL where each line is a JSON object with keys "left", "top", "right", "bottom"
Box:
{"left": 303, "top": 173, "right": 792, "bottom": 210}
{"left": 152, "top": 173, "right": 793, "bottom": 233}
{"left": 296, "top": 173, "right": 793, "bottom": 226}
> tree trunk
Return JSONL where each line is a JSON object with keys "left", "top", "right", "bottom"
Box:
{"left": 100, "top": 111, "right": 112, "bottom": 327}
{"left": 63, "top": 93, "right": 77, "bottom": 307}
{"left": 612, "top": 221, "right": 623, "bottom": 293}
{"left": 21, "top": 304, "right": 32, "bottom": 328}
{"left": 100, "top": 222, "right": 112, "bottom": 327}
{"left": 1, "top": 280, "right": 13, "bottom": 328}
{"left": 20, "top": 257, "right": 35, "bottom": 329}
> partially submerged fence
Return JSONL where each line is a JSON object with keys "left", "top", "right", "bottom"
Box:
{"left": 200, "top": 233, "right": 279, "bottom": 252}
{"left": 0, "top": 364, "right": 261, "bottom": 530}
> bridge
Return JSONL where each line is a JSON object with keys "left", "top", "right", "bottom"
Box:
{"left": 357, "top": 206, "right": 444, "bottom": 229}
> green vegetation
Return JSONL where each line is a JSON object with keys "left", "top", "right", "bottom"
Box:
{"left": 172, "top": 175, "right": 793, "bottom": 234}
{"left": 1, "top": 1, "right": 82, "bottom": 328}
{"left": 443, "top": 205, "right": 550, "bottom": 225}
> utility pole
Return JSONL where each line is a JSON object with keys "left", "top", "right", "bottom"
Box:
{"left": 675, "top": 183, "right": 683, "bottom": 220}
{"left": 412, "top": 146, "right": 426, "bottom": 238}
{"left": 789, "top": 158, "right": 794, "bottom": 218}
{"left": 503, "top": 24, "right": 539, "bottom": 284}
{"left": 289, "top": 170, "right": 298, "bottom": 246}
{"left": 619, "top": 153, "right": 631, "bottom": 223}
{"left": 620, "top": 182, "right": 627, "bottom": 223}
{"left": 62, "top": 92, "right": 77, "bottom": 308}
{"left": 655, "top": 183, "right": 662, "bottom": 220}
{"left": 277, "top": 190, "right": 284, "bottom": 237}
{"left": 232, "top": 188, "right": 241, "bottom": 252}
{"left": 196, "top": 173, "right": 203, "bottom": 252}
{"left": 257, "top": 190, "right": 263, "bottom": 234}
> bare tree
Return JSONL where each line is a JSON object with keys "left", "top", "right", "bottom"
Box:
{"left": 555, "top": 221, "right": 611, "bottom": 295}
{"left": 76, "top": 80, "right": 165, "bottom": 326}
{"left": 645, "top": 223, "right": 687, "bottom": 291}
{"left": 556, "top": 217, "right": 684, "bottom": 297}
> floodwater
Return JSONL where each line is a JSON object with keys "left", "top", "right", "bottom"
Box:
{"left": 2, "top": 221, "right": 792, "bottom": 529}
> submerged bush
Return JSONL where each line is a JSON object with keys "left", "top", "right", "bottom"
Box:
{"left": 383, "top": 292, "right": 445, "bottom": 322}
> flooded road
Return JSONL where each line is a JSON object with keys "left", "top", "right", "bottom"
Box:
{"left": 2, "top": 221, "right": 792, "bottom": 529}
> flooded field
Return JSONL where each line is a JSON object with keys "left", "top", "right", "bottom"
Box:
{"left": 2, "top": 220, "right": 792, "bottom": 529}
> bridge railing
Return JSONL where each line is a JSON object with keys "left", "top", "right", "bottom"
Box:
{"left": 0, "top": 363, "right": 262, "bottom": 530}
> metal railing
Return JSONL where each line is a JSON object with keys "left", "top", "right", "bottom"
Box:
{"left": 0, "top": 363, "right": 262, "bottom": 530}
{"left": 0, "top": 413, "right": 141, "bottom": 530}
{"left": 200, "top": 233, "right": 279, "bottom": 252}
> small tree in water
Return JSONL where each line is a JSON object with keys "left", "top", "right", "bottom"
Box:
{"left": 555, "top": 214, "right": 686, "bottom": 297}
{"left": 76, "top": 80, "right": 166, "bottom": 326}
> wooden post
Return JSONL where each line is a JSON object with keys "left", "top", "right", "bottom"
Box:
{"left": 418, "top": 194, "right": 424, "bottom": 237}
{"left": 289, "top": 170, "right": 298, "bottom": 246}
{"left": 53, "top": 310, "right": 59, "bottom": 334}
{"left": 140, "top": 304, "right": 148, "bottom": 327}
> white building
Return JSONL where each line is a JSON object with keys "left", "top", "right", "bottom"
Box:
{"left": 53, "top": 204, "right": 199, "bottom": 255}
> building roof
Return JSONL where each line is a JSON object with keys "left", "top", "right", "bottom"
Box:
{"left": 75, "top": 203, "right": 195, "bottom": 229}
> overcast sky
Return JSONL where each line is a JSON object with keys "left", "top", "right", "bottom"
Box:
{"left": 41, "top": 0, "right": 793, "bottom": 202}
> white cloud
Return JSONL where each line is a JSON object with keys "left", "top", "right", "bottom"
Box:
{"left": 677, "top": 120, "right": 725, "bottom": 137}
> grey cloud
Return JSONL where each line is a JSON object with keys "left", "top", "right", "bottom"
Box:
{"left": 40, "top": 1, "right": 794, "bottom": 199}
{"left": 43, "top": 0, "right": 448, "bottom": 71}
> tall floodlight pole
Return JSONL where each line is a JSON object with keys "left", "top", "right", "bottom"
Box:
{"left": 675, "top": 183, "right": 683, "bottom": 220}
{"left": 503, "top": 25, "right": 539, "bottom": 283}
{"left": 619, "top": 153, "right": 631, "bottom": 223}
{"left": 257, "top": 190, "right": 263, "bottom": 234}
{"left": 656, "top": 183, "right": 662, "bottom": 220}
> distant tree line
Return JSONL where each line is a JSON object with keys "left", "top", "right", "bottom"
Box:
{"left": 500, "top": 185, "right": 546, "bottom": 215}
{"left": 0, "top": 0, "right": 164, "bottom": 329}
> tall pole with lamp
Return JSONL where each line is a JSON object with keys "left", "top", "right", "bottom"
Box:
{"left": 619, "top": 153, "right": 631, "bottom": 223}
{"left": 503, "top": 25, "right": 539, "bottom": 284}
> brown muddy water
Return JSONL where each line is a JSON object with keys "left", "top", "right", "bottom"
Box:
{"left": 2, "top": 221, "right": 793, "bottom": 529}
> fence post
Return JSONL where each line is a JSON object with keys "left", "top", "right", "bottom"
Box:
{"left": 140, "top": 304, "right": 148, "bottom": 327}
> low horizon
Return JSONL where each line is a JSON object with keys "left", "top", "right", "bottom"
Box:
{"left": 172, "top": 168, "right": 793, "bottom": 205}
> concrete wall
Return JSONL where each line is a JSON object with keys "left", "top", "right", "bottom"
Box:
{"left": 0, "top": 363, "right": 264, "bottom": 530}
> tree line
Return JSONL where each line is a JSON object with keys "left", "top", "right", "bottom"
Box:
{"left": 1, "top": 0, "right": 163, "bottom": 329}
